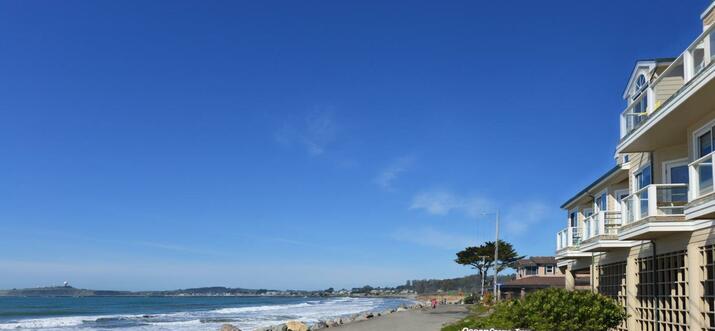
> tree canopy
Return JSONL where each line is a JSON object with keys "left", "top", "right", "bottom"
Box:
{"left": 455, "top": 240, "right": 524, "bottom": 275}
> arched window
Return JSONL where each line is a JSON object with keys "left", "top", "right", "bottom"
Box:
{"left": 635, "top": 74, "right": 648, "bottom": 94}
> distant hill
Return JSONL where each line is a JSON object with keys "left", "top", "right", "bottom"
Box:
{"left": 0, "top": 286, "right": 281, "bottom": 297}
{"left": 0, "top": 286, "right": 131, "bottom": 297}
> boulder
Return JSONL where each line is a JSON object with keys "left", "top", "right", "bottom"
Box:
{"left": 326, "top": 319, "right": 340, "bottom": 327}
{"left": 286, "top": 321, "right": 309, "bottom": 331}
{"left": 220, "top": 324, "right": 241, "bottom": 331}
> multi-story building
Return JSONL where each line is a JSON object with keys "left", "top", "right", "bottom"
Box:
{"left": 514, "top": 256, "right": 561, "bottom": 279}
{"left": 556, "top": 3, "right": 715, "bottom": 330}
{"left": 501, "top": 257, "right": 567, "bottom": 299}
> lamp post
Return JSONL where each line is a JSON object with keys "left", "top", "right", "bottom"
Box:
{"left": 493, "top": 210, "right": 500, "bottom": 302}
{"left": 480, "top": 210, "right": 500, "bottom": 302}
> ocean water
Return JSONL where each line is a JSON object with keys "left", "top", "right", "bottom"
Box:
{"left": 0, "top": 296, "right": 413, "bottom": 330}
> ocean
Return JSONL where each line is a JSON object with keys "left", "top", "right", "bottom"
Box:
{"left": 0, "top": 296, "right": 414, "bottom": 330}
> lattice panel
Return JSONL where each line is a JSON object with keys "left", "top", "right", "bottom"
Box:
{"left": 702, "top": 245, "right": 715, "bottom": 330}
{"left": 636, "top": 250, "right": 688, "bottom": 331}
{"left": 597, "top": 261, "right": 628, "bottom": 331}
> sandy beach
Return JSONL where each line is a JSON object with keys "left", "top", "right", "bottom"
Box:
{"left": 330, "top": 305, "right": 469, "bottom": 331}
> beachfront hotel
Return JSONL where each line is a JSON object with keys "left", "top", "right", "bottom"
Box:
{"left": 555, "top": 3, "right": 715, "bottom": 331}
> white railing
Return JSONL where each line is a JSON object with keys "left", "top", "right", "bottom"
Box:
{"left": 689, "top": 151, "right": 715, "bottom": 200}
{"left": 582, "top": 211, "right": 623, "bottom": 241}
{"left": 621, "top": 184, "right": 688, "bottom": 225}
{"left": 556, "top": 226, "right": 581, "bottom": 250}
{"left": 620, "top": 23, "right": 715, "bottom": 139}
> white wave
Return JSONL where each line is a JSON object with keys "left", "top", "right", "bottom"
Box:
{"left": 212, "top": 302, "right": 311, "bottom": 314}
{"left": 0, "top": 315, "right": 110, "bottom": 330}
{"left": 0, "top": 297, "right": 409, "bottom": 331}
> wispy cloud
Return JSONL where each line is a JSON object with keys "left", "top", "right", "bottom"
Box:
{"left": 502, "top": 201, "right": 550, "bottom": 236}
{"left": 275, "top": 109, "right": 337, "bottom": 156}
{"left": 374, "top": 156, "right": 414, "bottom": 191}
{"left": 409, "top": 190, "right": 552, "bottom": 238}
{"left": 410, "top": 190, "right": 493, "bottom": 217}
{"left": 391, "top": 226, "right": 474, "bottom": 250}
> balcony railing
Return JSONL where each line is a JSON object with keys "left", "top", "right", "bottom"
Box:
{"left": 583, "top": 211, "right": 623, "bottom": 241}
{"left": 556, "top": 226, "right": 581, "bottom": 251}
{"left": 621, "top": 184, "right": 688, "bottom": 225}
{"left": 689, "top": 151, "right": 715, "bottom": 200}
{"left": 620, "top": 23, "right": 715, "bottom": 138}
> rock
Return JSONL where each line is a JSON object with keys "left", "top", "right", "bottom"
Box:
{"left": 365, "top": 313, "right": 374, "bottom": 319}
{"left": 220, "top": 324, "right": 241, "bottom": 331}
{"left": 286, "top": 321, "right": 309, "bottom": 331}
{"left": 326, "top": 319, "right": 339, "bottom": 327}
{"left": 309, "top": 321, "right": 328, "bottom": 330}
{"left": 271, "top": 325, "right": 288, "bottom": 331}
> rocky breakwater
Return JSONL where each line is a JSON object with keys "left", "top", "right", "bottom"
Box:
{"left": 218, "top": 303, "right": 426, "bottom": 331}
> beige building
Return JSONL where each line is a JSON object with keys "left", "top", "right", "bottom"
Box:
{"left": 556, "top": 3, "right": 715, "bottom": 331}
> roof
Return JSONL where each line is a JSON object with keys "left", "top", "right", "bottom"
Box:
{"left": 501, "top": 276, "right": 565, "bottom": 289}
{"left": 622, "top": 58, "right": 677, "bottom": 99}
{"left": 560, "top": 165, "right": 625, "bottom": 209}
{"left": 515, "top": 256, "right": 557, "bottom": 267}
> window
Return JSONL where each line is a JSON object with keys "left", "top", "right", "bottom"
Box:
{"left": 635, "top": 165, "right": 652, "bottom": 190}
{"left": 583, "top": 208, "right": 593, "bottom": 218}
{"left": 595, "top": 191, "right": 607, "bottom": 212}
{"left": 631, "top": 74, "right": 649, "bottom": 127}
{"left": 545, "top": 265, "right": 554, "bottom": 274}
{"left": 569, "top": 211, "right": 578, "bottom": 228}
{"left": 700, "top": 130, "right": 713, "bottom": 158}
{"left": 525, "top": 266, "right": 538, "bottom": 275}
{"left": 635, "top": 74, "right": 647, "bottom": 93}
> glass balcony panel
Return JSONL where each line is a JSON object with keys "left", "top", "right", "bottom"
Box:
{"left": 640, "top": 191, "right": 649, "bottom": 219}
{"left": 698, "top": 163, "right": 713, "bottom": 196}
{"left": 656, "top": 185, "right": 688, "bottom": 215}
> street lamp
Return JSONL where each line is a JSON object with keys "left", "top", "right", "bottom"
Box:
{"left": 480, "top": 210, "right": 500, "bottom": 302}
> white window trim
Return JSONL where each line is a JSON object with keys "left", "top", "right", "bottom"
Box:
{"left": 631, "top": 162, "right": 652, "bottom": 193}
{"left": 692, "top": 118, "right": 715, "bottom": 159}
{"left": 662, "top": 158, "right": 689, "bottom": 184}
{"left": 614, "top": 189, "right": 630, "bottom": 212}
{"left": 569, "top": 208, "right": 579, "bottom": 227}
{"left": 594, "top": 188, "right": 609, "bottom": 212}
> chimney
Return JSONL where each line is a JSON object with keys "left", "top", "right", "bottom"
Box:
{"left": 702, "top": 1, "right": 715, "bottom": 31}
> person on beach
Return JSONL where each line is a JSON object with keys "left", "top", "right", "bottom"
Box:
{"left": 431, "top": 298, "right": 437, "bottom": 309}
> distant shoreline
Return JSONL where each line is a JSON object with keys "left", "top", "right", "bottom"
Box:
{"left": 0, "top": 285, "right": 417, "bottom": 299}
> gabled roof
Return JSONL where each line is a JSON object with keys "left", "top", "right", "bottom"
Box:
{"left": 622, "top": 58, "right": 677, "bottom": 100}
{"left": 515, "top": 256, "right": 557, "bottom": 267}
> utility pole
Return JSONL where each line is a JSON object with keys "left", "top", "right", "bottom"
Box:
{"left": 480, "top": 256, "right": 486, "bottom": 299}
{"left": 493, "top": 210, "right": 500, "bottom": 302}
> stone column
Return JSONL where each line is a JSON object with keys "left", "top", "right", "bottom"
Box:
{"left": 564, "top": 265, "right": 575, "bottom": 291}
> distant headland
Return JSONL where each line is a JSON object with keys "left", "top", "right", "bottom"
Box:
{"left": 0, "top": 274, "right": 513, "bottom": 297}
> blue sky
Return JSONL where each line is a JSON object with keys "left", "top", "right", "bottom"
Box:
{"left": 0, "top": 1, "right": 711, "bottom": 291}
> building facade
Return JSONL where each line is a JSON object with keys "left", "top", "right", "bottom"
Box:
{"left": 502, "top": 257, "right": 565, "bottom": 299}
{"left": 556, "top": 3, "right": 715, "bottom": 331}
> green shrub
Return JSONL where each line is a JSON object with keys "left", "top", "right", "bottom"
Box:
{"left": 443, "top": 289, "right": 627, "bottom": 331}
{"left": 463, "top": 295, "right": 477, "bottom": 304}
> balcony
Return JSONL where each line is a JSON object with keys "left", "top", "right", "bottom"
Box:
{"left": 555, "top": 226, "right": 590, "bottom": 259}
{"left": 618, "top": 184, "right": 689, "bottom": 240}
{"left": 618, "top": 24, "right": 715, "bottom": 153}
{"left": 687, "top": 151, "right": 715, "bottom": 219}
{"left": 580, "top": 211, "right": 636, "bottom": 251}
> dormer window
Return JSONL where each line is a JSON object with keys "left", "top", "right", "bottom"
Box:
{"left": 635, "top": 74, "right": 648, "bottom": 95}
